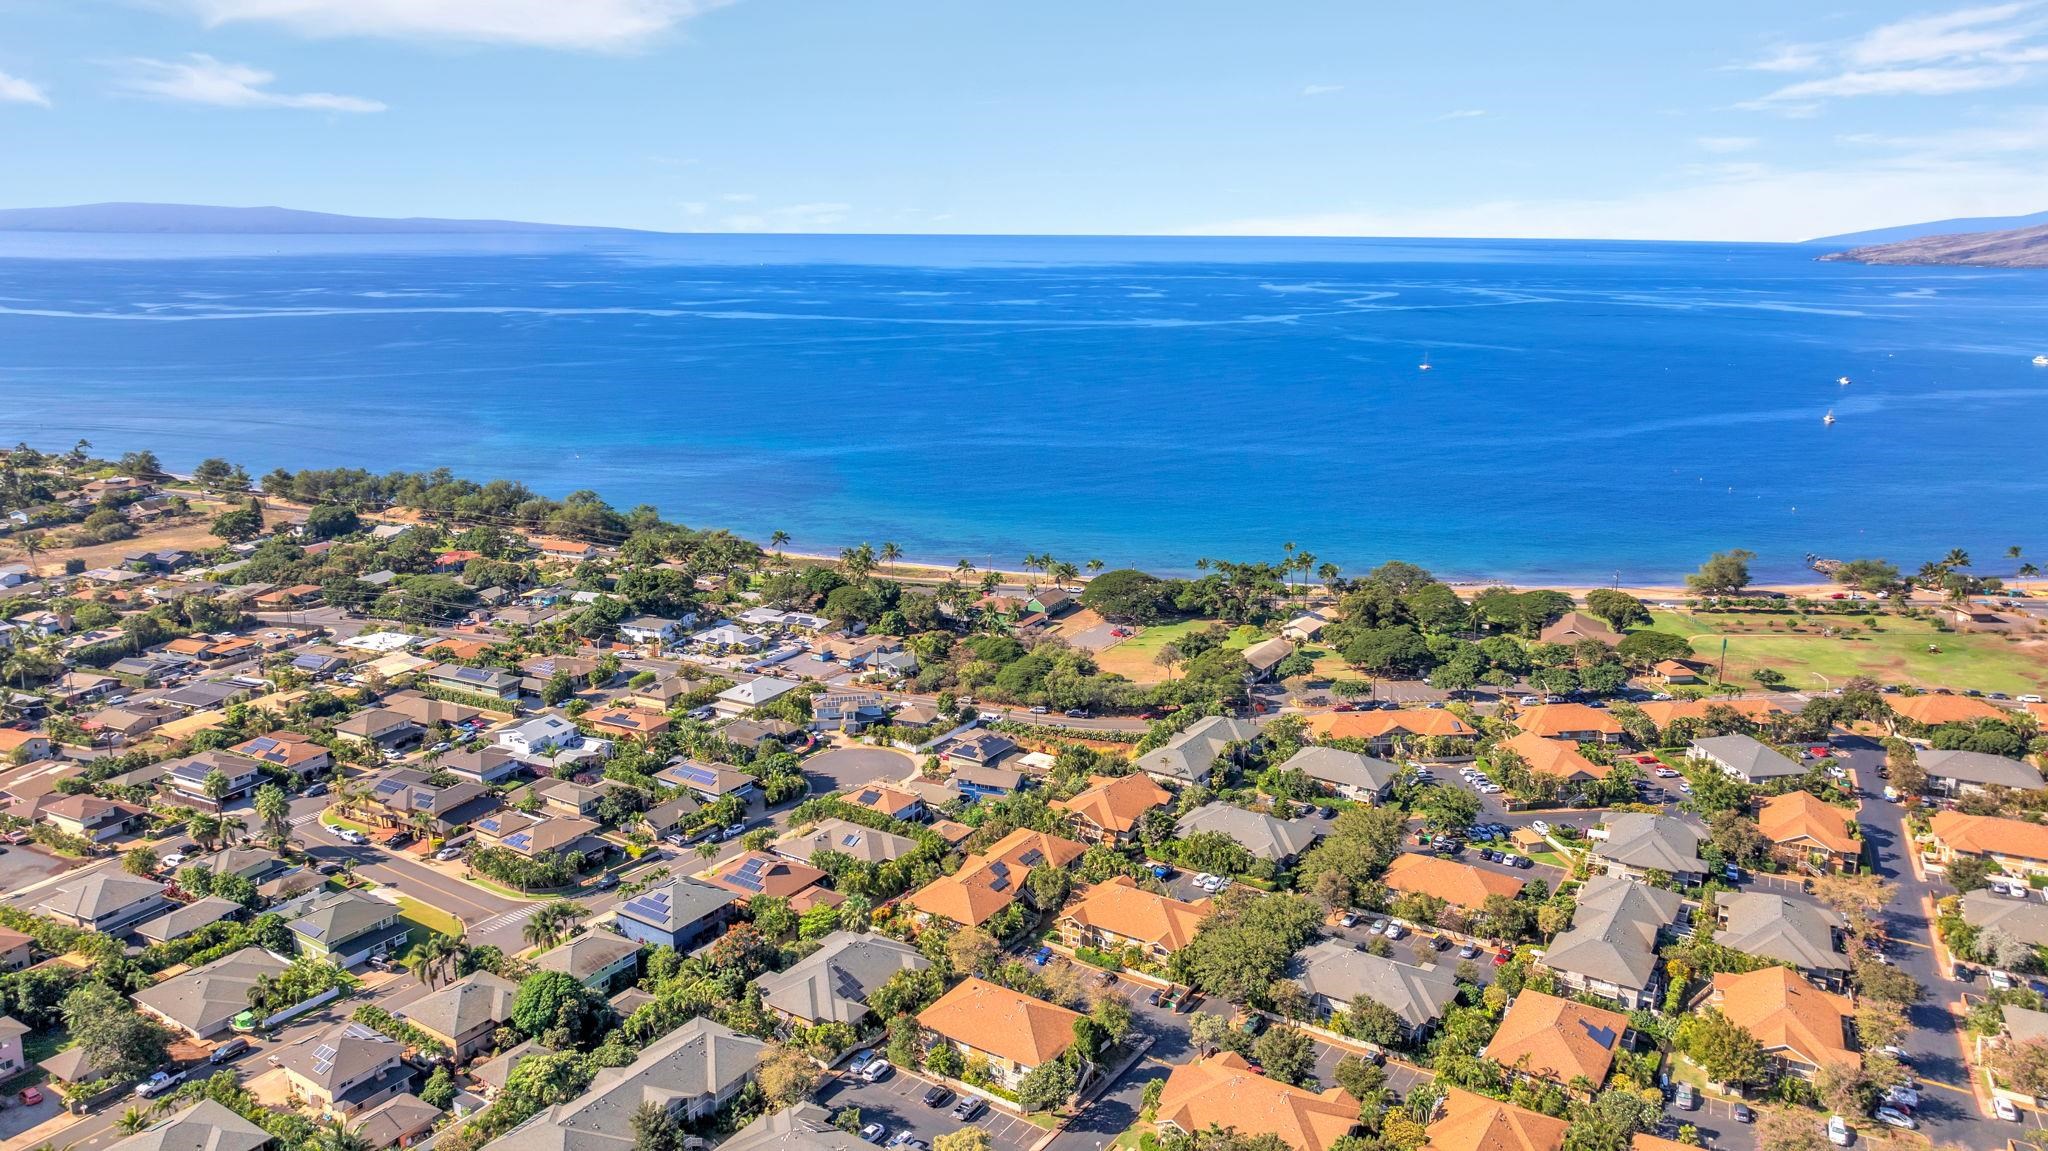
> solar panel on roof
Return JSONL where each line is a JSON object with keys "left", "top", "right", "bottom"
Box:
{"left": 727, "top": 872, "right": 765, "bottom": 892}
{"left": 841, "top": 833, "right": 862, "bottom": 847}
{"left": 1019, "top": 849, "right": 1044, "bottom": 866}
{"left": 738, "top": 857, "right": 767, "bottom": 876}
{"left": 507, "top": 834, "right": 532, "bottom": 850}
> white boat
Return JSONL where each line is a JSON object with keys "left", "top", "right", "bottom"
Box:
{"left": 1418, "top": 354, "right": 1433, "bottom": 372}
{"left": 1837, "top": 375, "right": 1851, "bottom": 385}
{"left": 1823, "top": 410, "right": 1836, "bottom": 426}
{"left": 2034, "top": 355, "right": 2048, "bottom": 366}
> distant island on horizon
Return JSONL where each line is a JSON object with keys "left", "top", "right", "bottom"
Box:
{"left": 1820, "top": 220, "right": 2048, "bottom": 269}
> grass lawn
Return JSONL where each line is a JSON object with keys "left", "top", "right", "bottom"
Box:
{"left": 396, "top": 896, "right": 465, "bottom": 941}
{"left": 1644, "top": 611, "right": 2048, "bottom": 694}
{"left": 1093, "top": 619, "right": 1261, "bottom": 681}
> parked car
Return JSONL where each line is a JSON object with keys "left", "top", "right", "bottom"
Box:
{"left": 859, "top": 1058, "right": 891, "bottom": 1083}
{"left": 1369, "top": 918, "right": 1389, "bottom": 935}
{"left": 1513, "top": 855, "right": 1533, "bottom": 869}
{"left": 1872, "top": 1108, "right": 1916, "bottom": 1131}
{"left": 210, "top": 1037, "right": 253, "bottom": 1064}
{"left": 1733, "top": 1104, "right": 1753, "bottom": 1124}
{"left": 1459, "top": 943, "right": 1481, "bottom": 959}
{"left": 593, "top": 873, "right": 620, "bottom": 891}
{"left": 1995, "top": 1098, "right": 2021, "bottom": 1122}
{"left": 1827, "top": 1116, "right": 1852, "bottom": 1146}
{"left": 1530, "top": 820, "right": 1550, "bottom": 835}
{"left": 1674, "top": 1084, "right": 1696, "bottom": 1111}
{"left": 135, "top": 1071, "right": 186, "bottom": 1099}
{"left": 1991, "top": 970, "right": 2016, "bottom": 991}
{"left": 1883, "top": 1085, "right": 1919, "bottom": 1110}
{"left": 921, "top": 1085, "right": 953, "bottom": 1107}
{"left": 951, "top": 1097, "right": 986, "bottom": 1122}
{"left": 859, "top": 1124, "right": 888, "bottom": 1145}
{"left": 161, "top": 852, "right": 186, "bottom": 869}
{"left": 18, "top": 1087, "right": 43, "bottom": 1107}
{"left": 435, "top": 847, "right": 464, "bottom": 861}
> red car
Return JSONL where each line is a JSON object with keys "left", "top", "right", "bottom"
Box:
{"left": 18, "top": 1087, "right": 43, "bottom": 1106}
{"left": 1333, "top": 703, "right": 1356, "bottom": 712}
{"left": 1492, "top": 950, "right": 1512, "bottom": 966}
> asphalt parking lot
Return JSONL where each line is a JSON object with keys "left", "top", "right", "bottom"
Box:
{"left": 814, "top": 1063, "right": 1042, "bottom": 1151}
{"left": 0, "top": 841, "right": 82, "bottom": 892}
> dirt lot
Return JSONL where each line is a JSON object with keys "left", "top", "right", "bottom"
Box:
{"left": 0, "top": 511, "right": 234, "bottom": 573}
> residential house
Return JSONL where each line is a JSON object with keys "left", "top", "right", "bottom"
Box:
{"left": 289, "top": 890, "right": 412, "bottom": 968}
{"left": 132, "top": 946, "right": 291, "bottom": 1038}
{"left": 1174, "top": 802, "right": 1321, "bottom": 864}
{"left": 529, "top": 538, "right": 602, "bottom": 563}
{"left": 472, "top": 811, "right": 605, "bottom": 863}
{"left": 1484, "top": 991, "right": 1630, "bottom": 1092}
{"left": 1891, "top": 693, "right": 2016, "bottom": 728}
{"left": 334, "top": 708, "right": 426, "bottom": 753}
{"left": 496, "top": 713, "right": 611, "bottom": 770}
{"left": 1705, "top": 966, "right": 1855, "bottom": 1080}
{"left": 0, "top": 1015, "right": 26, "bottom": 1085}
{"left": 133, "top": 896, "right": 244, "bottom": 945}
{"left": 1538, "top": 613, "right": 1621, "bottom": 646}
{"left": 1057, "top": 877, "right": 1213, "bottom": 962}
{"left": 704, "top": 852, "right": 840, "bottom": 911}
{"left": 1928, "top": 810, "right": 2048, "bottom": 878}
{"left": 206, "top": 846, "right": 294, "bottom": 886}
{"left": 1535, "top": 876, "right": 1681, "bottom": 1010}
{"left": 770, "top": 818, "right": 918, "bottom": 866}
{"left": 694, "top": 623, "right": 767, "bottom": 653}
{"left": 441, "top": 745, "right": 521, "bottom": 785}
{"left": 396, "top": 971, "right": 519, "bottom": 1061}
{"left": 916, "top": 977, "right": 1081, "bottom": 1089}
{"left": 1588, "top": 813, "right": 1704, "bottom": 885}
{"left": 1652, "top": 660, "right": 1704, "bottom": 685}
{"left": 1281, "top": 746, "right": 1398, "bottom": 803}
{"left": 625, "top": 675, "right": 701, "bottom": 712}
{"left": 1960, "top": 889, "right": 2048, "bottom": 947}
{"left": 468, "top": 1039, "right": 554, "bottom": 1099}
{"left": 1240, "top": 635, "right": 1296, "bottom": 683}
{"left": 1499, "top": 732, "right": 1611, "bottom": 787}
{"left": 531, "top": 776, "right": 609, "bottom": 818}
{"left": 1919, "top": 749, "right": 2046, "bottom": 796}
{"left": 611, "top": 877, "right": 739, "bottom": 951}
{"left": 1155, "top": 1053, "right": 1360, "bottom": 1151}
{"left": 619, "top": 615, "right": 685, "bottom": 645}
{"left": 86, "top": 701, "right": 182, "bottom": 743}
{"left": 1135, "top": 716, "right": 1260, "bottom": 786}
{"left": 721, "top": 1104, "right": 866, "bottom": 1151}
{"left": 657, "top": 759, "right": 760, "bottom": 803}
{"left": 713, "top": 677, "right": 796, "bottom": 717}
{"left": 585, "top": 705, "right": 673, "bottom": 740}
{"left": 1051, "top": 773, "right": 1173, "bottom": 844}
{"left": 906, "top": 828, "right": 1085, "bottom": 928}
{"left": 810, "top": 692, "right": 888, "bottom": 733}
{"left": 365, "top": 771, "right": 500, "bottom": 837}
{"left": 1514, "top": 703, "right": 1626, "bottom": 743}
{"left": 476, "top": 1019, "right": 762, "bottom": 1151}
{"left": 106, "top": 1101, "right": 272, "bottom": 1151}
{"left": 0, "top": 927, "right": 34, "bottom": 972}
{"left": 1424, "top": 1089, "right": 1566, "bottom": 1151}
{"left": 1635, "top": 698, "right": 1786, "bottom": 730}
{"left": 718, "top": 718, "right": 803, "bottom": 752}
{"left": 1687, "top": 735, "right": 1805, "bottom": 785}
{"left": 424, "top": 664, "right": 521, "bottom": 702}
{"left": 38, "top": 794, "right": 146, "bottom": 843}
{"left": 1382, "top": 852, "right": 1524, "bottom": 911}
{"left": 1757, "top": 791, "right": 1861, "bottom": 871}
{"left": 231, "top": 731, "right": 333, "bottom": 779}
{"left": 353, "top": 1094, "right": 441, "bottom": 1150}
{"left": 941, "top": 732, "right": 1020, "bottom": 771}
{"left": 1713, "top": 892, "right": 1851, "bottom": 987}
{"left": 951, "top": 762, "right": 1027, "bottom": 799}
{"left": 162, "top": 750, "right": 263, "bottom": 808}
{"left": 1281, "top": 613, "right": 1328, "bottom": 643}
{"left": 380, "top": 690, "right": 482, "bottom": 730}
{"left": 639, "top": 795, "right": 704, "bottom": 841}
{"left": 757, "top": 931, "right": 930, "bottom": 1028}
{"left": 1305, "top": 709, "right": 1476, "bottom": 754}
{"left": 1290, "top": 939, "right": 1458, "bottom": 1041}
{"left": 277, "top": 1021, "right": 415, "bottom": 1117}
{"left": 37, "top": 873, "right": 171, "bottom": 932}
{"left": 841, "top": 784, "right": 925, "bottom": 822}
{"left": 0, "top": 730, "right": 53, "bottom": 762}
{"left": 534, "top": 931, "right": 644, "bottom": 992}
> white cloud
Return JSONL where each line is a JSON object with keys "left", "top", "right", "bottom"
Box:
{"left": 0, "top": 68, "right": 49, "bottom": 106}
{"left": 719, "top": 192, "right": 756, "bottom": 203}
{"left": 178, "top": 0, "right": 734, "bottom": 51}
{"left": 1436, "top": 108, "right": 1486, "bottom": 120}
{"left": 1183, "top": 153, "right": 2048, "bottom": 242}
{"left": 1739, "top": 4, "right": 2048, "bottom": 109}
{"left": 119, "top": 54, "right": 385, "bottom": 111}
{"left": 718, "top": 202, "right": 854, "bottom": 232}
{"left": 1695, "top": 136, "right": 1760, "bottom": 153}
{"left": 1299, "top": 84, "right": 1343, "bottom": 97}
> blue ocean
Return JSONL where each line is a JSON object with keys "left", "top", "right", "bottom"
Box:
{"left": 2, "top": 232, "right": 2045, "bottom": 584}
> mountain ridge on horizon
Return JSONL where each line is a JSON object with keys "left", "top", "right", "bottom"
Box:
{"left": 0, "top": 202, "right": 661, "bottom": 235}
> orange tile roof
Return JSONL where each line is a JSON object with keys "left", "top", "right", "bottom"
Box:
{"left": 1635, "top": 698, "right": 1786, "bottom": 729}
{"left": 1486, "top": 990, "right": 1628, "bottom": 1085}
{"left": 230, "top": 731, "right": 327, "bottom": 768}
{"left": 906, "top": 827, "right": 1085, "bottom": 927}
{"left": 843, "top": 785, "right": 923, "bottom": 817}
{"left": 1757, "top": 791, "right": 1859, "bottom": 856}
{"left": 704, "top": 852, "right": 833, "bottom": 901}
{"left": 916, "top": 977, "right": 1081, "bottom": 1068}
{"left": 1383, "top": 852, "right": 1524, "bottom": 910}
{"left": 1424, "top": 1087, "right": 1567, "bottom": 1151}
{"left": 2025, "top": 701, "right": 2048, "bottom": 725}
{"left": 1156, "top": 1053, "right": 1360, "bottom": 1151}
{"left": 1514, "top": 704, "right": 1624, "bottom": 739}
{"left": 1890, "top": 694, "right": 2014, "bottom": 726}
{"left": 1709, "top": 966, "right": 1854, "bottom": 1069}
{"left": 1307, "top": 709, "right": 1475, "bottom": 742}
{"left": 0, "top": 729, "right": 48, "bottom": 754}
{"left": 1929, "top": 810, "right": 2048, "bottom": 863}
{"left": 1059, "top": 877, "right": 1212, "bottom": 952}
{"left": 1052, "top": 774, "right": 1173, "bottom": 835}
{"left": 422, "top": 637, "right": 494, "bottom": 660}
{"left": 1499, "top": 732, "right": 1611, "bottom": 781}
{"left": 1632, "top": 1135, "right": 1696, "bottom": 1151}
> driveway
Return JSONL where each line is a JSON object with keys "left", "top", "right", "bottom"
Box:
{"left": 805, "top": 747, "right": 917, "bottom": 796}
{"left": 0, "top": 843, "right": 80, "bottom": 892}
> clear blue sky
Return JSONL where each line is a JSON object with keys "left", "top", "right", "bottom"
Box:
{"left": 4, "top": 1, "right": 2047, "bottom": 240}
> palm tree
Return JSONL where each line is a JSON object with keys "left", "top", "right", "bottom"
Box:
{"left": 880, "top": 542, "right": 903, "bottom": 573}
{"left": 1944, "top": 548, "right": 1972, "bottom": 570}
{"left": 2023, "top": 563, "right": 2042, "bottom": 579}
{"left": 405, "top": 941, "right": 443, "bottom": 990}
{"left": 316, "top": 1118, "right": 371, "bottom": 1151}
{"left": 1049, "top": 560, "right": 1079, "bottom": 589}
{"left": 1086, "top": 559, "right": 1104, "bottom": 575}
{"left": 218, "top": 814, "right": 248, "bottom": 846}
{"left": 410, "top": 810, "right": 436, "bottom": 845}
{"left": 116, "top": 1107, "right": 155, "bottom": 1135}
{"left": 955, "top": 558, "right": 976, "bottom": 579}
{"left": 769, "top": 530, "right": 790, "bottom": 554}
{"left": 432, "top": 928, "right": 471, "bottom": 985}
{"left": 254, "top": 783, "right": 292, "bottom": 848}
{"left": 839, "top": 543, "right": 877, "bottom": 582}
{"left": 338, "top": 857, "right": 358, "bottom": 887}
{"left": 189, "top": 812, "right": 221, "bottom": 852}
{"left": 523, "top": 900, "right": 587, "bottom": 951}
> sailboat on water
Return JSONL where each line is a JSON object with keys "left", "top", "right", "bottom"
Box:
{"left": 1823, "top": 410, "right": 1836, "bottom": 426}
{"left": 1837, "top": 375, "right": 1851, "bottom": 385}
{"left": 2033, "top": 355, "right": 2048, "bottom": 366}
{"left": 1418, "top": 352, "right": 1433, "bottom": 372}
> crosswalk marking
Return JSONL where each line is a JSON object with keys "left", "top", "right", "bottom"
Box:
{"left": 472, "top": 904, "right": 545, "bottom": 935}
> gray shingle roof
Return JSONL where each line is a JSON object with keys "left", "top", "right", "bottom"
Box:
{"left": 1290, "top": 939, "right": 1458, "bottom": 1030}
{"left": 1137, "top": 716, "right": 1259, "bottom": 783}
{"left": 288, "top": 890, "right": 398, "bottom": 946}
{"left": 534, "top": 931, "right": 644, "bottom": 981}
{"left": 755, "top": 932, "right": 929, "bottom": 1026}
{"left": 133, "top": 896, "right": 244, "bottom": 944}
{"left": 37, "top": 873, "right": 166, "bottom": 923}
{"left": 398, "top": 972, "right": 519, "bottom": 1041}
{"left": 1715, "top": 891, "right": 1851, "bottom": 971}
{"left": 1537, "top": 876, "right": 1680, "bottom": 991}
{"left": 1961, "top": 889, "right": 2048, "bottom": 947}
{"left": 1921, "top": 749, "right": 2047, "bottom": 790}
{"left": 770, "top": 819, "right": 919, "bottom": 866}
{"left": 480, "top": 1019, "right": 764, "bottom": 1151}
{"left": 612, "top": 878, "right": 737, "bottom": 938}
{"left": 1174, "top": 802, "right": 1322, "bottom": 862}
{"left": 1691, "top": 734, "right": 1804, "bottom": 780}
{"left": 107, "top": 1100, "right": 272, "bottom": 1151}
{"left": 1594, "top": 813, "right": 1705, "bottom": 874}
{"left": 721, "top": 1104, "right": 867, "bottom": 1151}
{"left": 131, "top": 946, "right": 290, "bottom": 1036}
{"left": 275, "top": 1020, "right": 400, "bottom": 1092}
{"left": 1279, "top": 746, "right": 1398, "bottom": 793}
